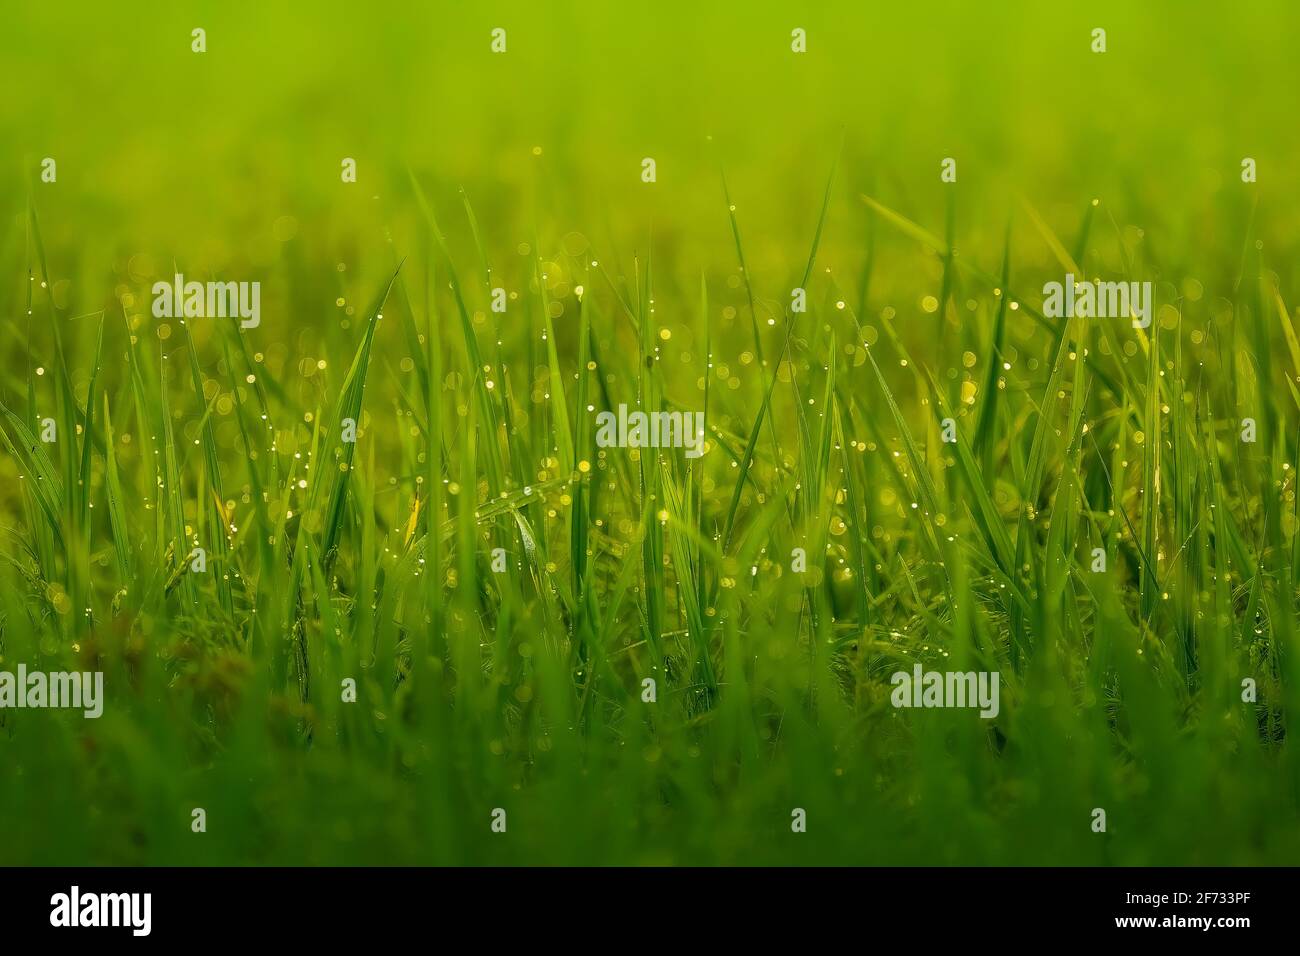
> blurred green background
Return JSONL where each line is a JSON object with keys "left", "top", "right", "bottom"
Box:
{"left": 5, "top": 0, "right": 1297, "bottom": 270}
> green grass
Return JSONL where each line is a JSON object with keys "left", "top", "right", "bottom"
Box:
{"left": 2, "top": 0, "right": 1300, "bottom": 865}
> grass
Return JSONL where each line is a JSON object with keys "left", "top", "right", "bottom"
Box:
{"left": 1, "top": 0, "right": 1300, "bottom": 866}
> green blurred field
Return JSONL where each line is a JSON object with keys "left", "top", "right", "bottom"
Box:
{"left": 2, "top": 1, "right": 1300, "bottom": 865}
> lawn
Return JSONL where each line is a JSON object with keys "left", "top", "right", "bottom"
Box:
{"left": 1, "top": 0, "right": 1298, "bottom": 865}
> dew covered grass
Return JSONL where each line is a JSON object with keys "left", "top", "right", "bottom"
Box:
{"left": 1, "top": 0, "right": 1299, "bottom": 864}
